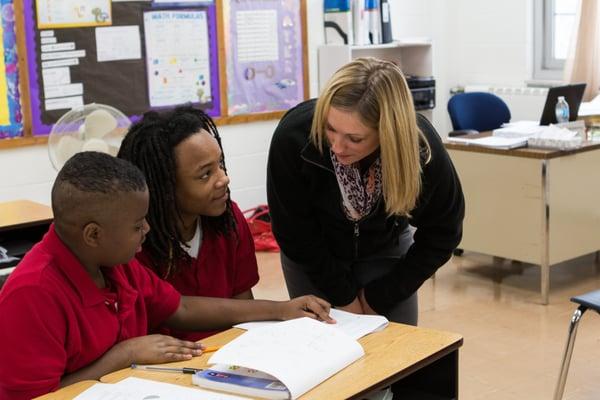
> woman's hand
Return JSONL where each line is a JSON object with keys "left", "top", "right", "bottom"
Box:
{"left": 278, "top": 295, "right": 335, "bottom": 323}
{"left": 114, "top": 334, "right": 204, "bottom": 365}
{"left": 337, "top": 297, "right": 364, "bottom": 314}
{"left": 358, "top": 289, "right": 378, "bottom": 315}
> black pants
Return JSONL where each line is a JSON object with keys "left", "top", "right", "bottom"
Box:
{"left": 280, "top": 227, "right": 418, "bottom": 325}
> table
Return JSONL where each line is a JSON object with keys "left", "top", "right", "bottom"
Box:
{"left": 0, "top": 200, "right": 53, "bottom": 269}
{"left": 445, "top": 137, "right": 600, "bottom": 304}
{"left": 34, "top": 381, "right": 97, "bottom": 400}
{"left": 36, "top": 323, "right": 463, "bottom": 399}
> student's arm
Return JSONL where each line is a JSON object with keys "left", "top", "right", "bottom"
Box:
{"left": 233, "top": 290, "right": 254, "bottom": 300}
{"left": 166, "top": 295, "right": 334, "bottom": 331}
{"left": 60, "top": 335, "right": 203, "bottom": 387}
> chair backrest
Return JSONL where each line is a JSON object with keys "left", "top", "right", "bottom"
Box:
{"left": 447, "top": 92, "right": 511, "bottom": 131}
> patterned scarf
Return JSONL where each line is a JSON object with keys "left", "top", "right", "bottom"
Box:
{"left": 330, "top": 149, "right": 383, "bottom": 221}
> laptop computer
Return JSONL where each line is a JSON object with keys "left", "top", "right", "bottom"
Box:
{"left": 539, "top": 83, "right": 587, "bottom": 125}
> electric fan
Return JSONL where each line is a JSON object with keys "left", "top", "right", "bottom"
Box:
{"left": 47, "top": 103, "right": 131, "bottom": 170}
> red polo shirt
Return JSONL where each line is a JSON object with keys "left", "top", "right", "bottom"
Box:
{"left": 0, "top": 225, "right": 181, "bottom": 400}
{"left": 137, "top": 202, "right": 259, "bottom": 342}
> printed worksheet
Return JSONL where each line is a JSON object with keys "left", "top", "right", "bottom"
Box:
{"left": 144, "top": 10, "right": 211, "bottom": 107}
{"left": 234, "top": 308, "right": 389, "bottom": 340}
{"left": 73, "top": 377, "right": 246, "bottom": 399}
{"left": 236, "top": 9, "right": 279, "bottom": 63}
{"left": 95, "top": 26, "right": 141, "bottom": 62}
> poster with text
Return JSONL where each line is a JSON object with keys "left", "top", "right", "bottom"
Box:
{"left": 144, "top": 10, "right": 212, "bottom": 108}
{"left": 224, "top": 0, "right": 305, "bottom": 115}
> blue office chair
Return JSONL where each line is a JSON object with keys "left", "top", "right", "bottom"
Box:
{"left": 554, "top": 289, "right": 600, "bottom": 400}
{"left": 447, "top": 92, "right": 511, "bottom": 133}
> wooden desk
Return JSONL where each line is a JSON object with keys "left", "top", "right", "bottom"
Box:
{"left": 0, "top": 200, "right": 53, "bottom": 269}
{"left": 446, "top": 137, "right": 600, "bottom": 304}
{"left": 34, "top": 381, "right": 97, "bottom": 400}
{"left": 0, "top": 199, "right": 53, "bottom": 232}
{"left": 91, "top": 323, "right": 462, "bottom": 400}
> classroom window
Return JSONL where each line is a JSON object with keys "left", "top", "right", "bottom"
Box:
{"left": 533, "top": 0, "right": 578, "bottom": 81}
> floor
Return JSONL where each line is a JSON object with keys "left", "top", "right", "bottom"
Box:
{"left": 252, "top": 251, "right": 600, "bottom": 400}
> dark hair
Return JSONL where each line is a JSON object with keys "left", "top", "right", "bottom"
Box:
{"left": 117, "top": 105, "right": 236, "bottom": 277}
{"left": 51, "top": 151, "right": 147, "bottom": 225}
{"left": 52, "top": 150, "right": 145, "bottom": 199}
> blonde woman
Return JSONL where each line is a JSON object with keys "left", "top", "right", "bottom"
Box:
{"left": 267, "top": 57, "right": 464, "bottom": 324}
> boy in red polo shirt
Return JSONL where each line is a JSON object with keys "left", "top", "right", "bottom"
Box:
{"left": 0, "top": 152, "right": 332, "bottom": 400}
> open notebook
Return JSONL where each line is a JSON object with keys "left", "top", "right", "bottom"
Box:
{"left": 195, "top": 317, "right": 366, "bottom": 399}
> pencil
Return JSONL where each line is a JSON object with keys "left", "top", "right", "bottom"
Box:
{"left": 131, "top": 364, "right": 202, "bottom": 374}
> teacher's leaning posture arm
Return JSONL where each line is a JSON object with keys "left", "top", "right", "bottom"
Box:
{"left": 267, "top": 57, "right": 465, "bottom": 325}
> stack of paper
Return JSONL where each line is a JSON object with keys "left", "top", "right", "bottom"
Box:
{"left": 527, "top": 125, "right": 583, "bottom": 150}
{"left": 493, "top": 121, "right": 544, "bottom": 138}
{"left": 447, "top": 135, "right": 528, "bottom": 149}
{"left": 578, "top": 93, "right": 600, "bottom": 116}
{"left": 234, "top": 308, "right": 389, "bottom": 340}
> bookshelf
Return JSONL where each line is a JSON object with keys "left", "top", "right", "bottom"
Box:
{"left": 317, "top": 40, "right": 433, "bottom": 118}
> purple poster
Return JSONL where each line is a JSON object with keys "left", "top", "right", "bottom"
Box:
{"left": 224, "top": 0, "right": 305, "bottom": 115}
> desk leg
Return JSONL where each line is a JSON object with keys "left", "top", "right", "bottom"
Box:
{"left": 541, "top": 160, "right": 550, "bottom": 305}
{"left": 391, "top": 350, "right": 459, "bottom": 400}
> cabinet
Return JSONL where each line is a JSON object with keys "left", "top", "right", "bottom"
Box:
{"left": 317, "top": 40, "right": 433, "bottom": 118}
{"left": 445, "top": 141, "right": 600, "bottom": 304}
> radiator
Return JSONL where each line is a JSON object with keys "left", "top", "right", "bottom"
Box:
{"left": 464, "top": 85, "right": 549, "bottom": 122}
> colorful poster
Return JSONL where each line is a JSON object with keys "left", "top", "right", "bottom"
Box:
{"left": 36, "top": 0, "right": 112, "bottom": 29}
{"left": 224, "top": 0, "right": 305, "bottom": 115}
{"left": 22, "top": 0, "right": 220, "bottom": 136}
{"left": 0, "top": 0, "right": 23, "bottom": 138}
{"left": 144, "top": 10, "right": 212, "bottom": 107}
{"left": 0, "top": 22, "right": 9, "bottom": 125}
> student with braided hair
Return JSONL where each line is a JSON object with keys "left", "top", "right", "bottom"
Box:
{"left": 118, "top": 105, "right": 260, "bottom": 342}
{"left": 0, "top": 152, "right": 332, "bottom": 399}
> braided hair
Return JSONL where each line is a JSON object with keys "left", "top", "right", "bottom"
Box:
{"left": 117, "top": 105, "right": 236, "bottom": 278}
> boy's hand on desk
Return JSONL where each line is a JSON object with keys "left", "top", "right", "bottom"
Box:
{"left": 280, "top": 295, "right": 335, "bottom": 323}
{"left": 116, "top": 334, "right": 204, "bottom": 365}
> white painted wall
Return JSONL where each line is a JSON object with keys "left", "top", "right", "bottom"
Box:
{"left": 389, "top": 0, "right": 533, "bottom": 134}
{"left": 0, "top": 0, "right": 535, "bottom": 209}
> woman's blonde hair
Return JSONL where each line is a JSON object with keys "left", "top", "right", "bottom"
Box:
{"left": 311, "top": 57, "right": 431, "bottom": 216}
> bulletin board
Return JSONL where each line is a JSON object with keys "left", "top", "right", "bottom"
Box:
{"left": 0, "top": 0, "right": 308, "bottom": 147}
{"left": 0, "top": 0, "right": 23, "bottom": 139}
{"left": 23, "top": 0, "right": 220, "bottom": 136}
